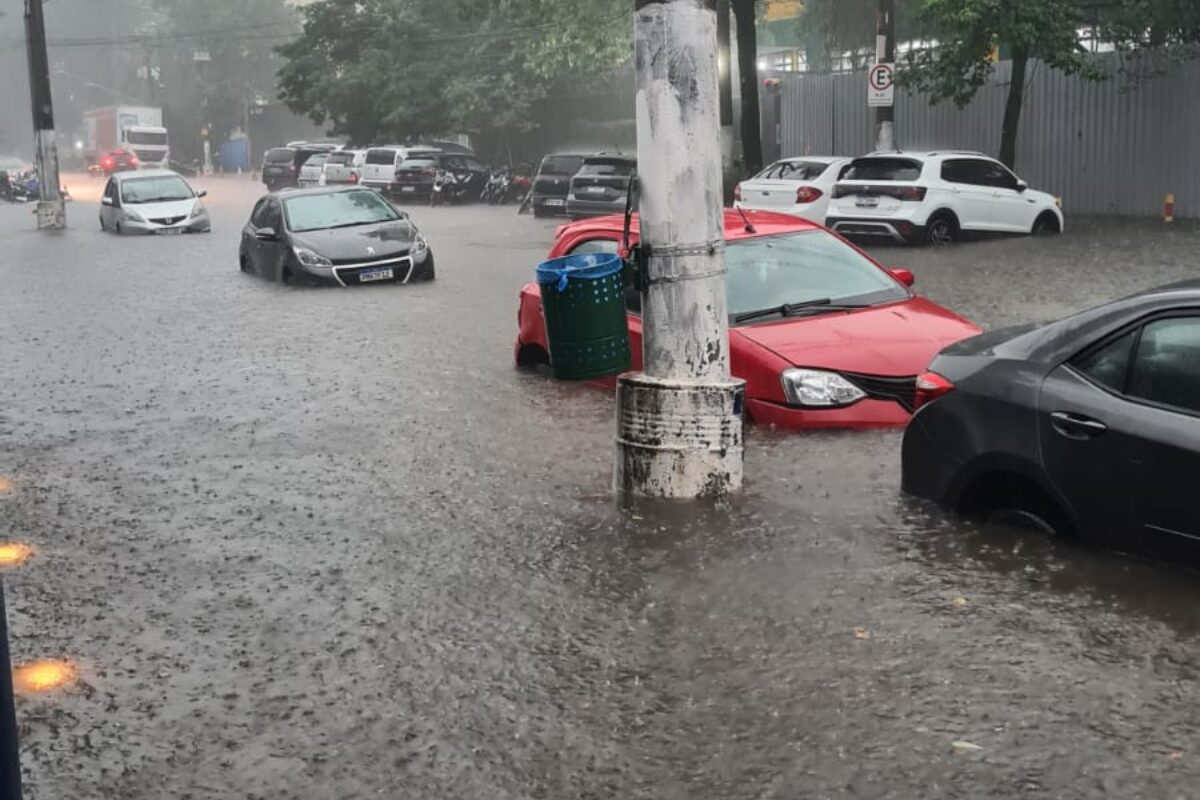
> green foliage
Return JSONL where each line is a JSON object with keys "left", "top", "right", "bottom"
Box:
{"left": 277, "top": 0, "right": 630, "bottom": 148}
{"left": 153, "top": 0, "right": 297, "bottom": 154}
{"left": 795, "top": 0, "right": 922, "bottom": 72}
{"left": 901, "top": 0, "right": 1103, "bottom": 107}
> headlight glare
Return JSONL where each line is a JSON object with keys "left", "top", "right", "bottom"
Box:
{"left": 781, "top": 369, "right": 866, "bottom": 407}
{"left": 293, "top": 247, "right": 332, "bottom": 268}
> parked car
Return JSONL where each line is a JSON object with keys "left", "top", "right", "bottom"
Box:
{"left": 358, "top": 146, "right": 440, "bottom": 194}
{"left": 903, "top": 281, "right": 1200, "bottom": 549}
{"left": 99, "top": 169, "right": 210, "bottom": 235}
{"left": 238, "top": 186, "right": 434, "bottom": 286}
{"left": 825, "top": 151, "right": 1063, "bottom": 246}
{"left": 528, "top": 153, "right": 588, "bottom": 217}
{"left": 515, "top": 211, "right": 981, "bottom": 429}
{"left": 0, "top": 155, "right": 29, "bottom": 178}
{"left": 392, "top": 152, "right": 488, "bottom": 201}
{"left": 99, "top": 149, "right": 140, "bottom": 175}
{"left": 261, "top": 147, "right": 298, "bottom": 190}
{"left": 261, "top": 145, "right": 334, "bottom": 191}
{"left": 322, "top": 149, "right": 365, "bottom": 185}
{"left": 567, "top": 155, "right": 636, "bottom": 219}
{"left": 734, "top": 156, "right": 851, "bottom": 223}
{"left": 298, "top": 152, "right": 330, "bottom": 187}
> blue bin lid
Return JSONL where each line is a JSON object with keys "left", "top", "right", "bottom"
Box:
{"left": 536, "top": 252, "right": 623, "bottom": 293}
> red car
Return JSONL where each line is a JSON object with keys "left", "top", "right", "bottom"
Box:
{"left": 515, "top": 210, "right": 982, "bottom": 429}
{"left": 99, "top": 149, "right": 140, "bottom": 175}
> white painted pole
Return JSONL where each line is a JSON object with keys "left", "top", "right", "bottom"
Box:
{"left": 615, "top": 0, "right": 745, "bottom": 498}
{"left": 25, "top": 0, "right": 66, "bottom": 230}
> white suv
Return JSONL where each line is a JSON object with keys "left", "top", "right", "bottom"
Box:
{"left": 825, "top": 152, "right": 1063, "bottom": 246}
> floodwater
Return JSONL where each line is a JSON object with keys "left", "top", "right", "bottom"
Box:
{"left": 2, "top": 179, "right": 1200, "bottom": 798}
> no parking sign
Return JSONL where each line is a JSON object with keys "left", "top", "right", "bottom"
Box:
{"left": 868, "top": 63, "right": 895, "bottom": 108}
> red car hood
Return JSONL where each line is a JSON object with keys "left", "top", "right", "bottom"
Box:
{"left": 733, "top": 298, "right": 980, "bottom": 376}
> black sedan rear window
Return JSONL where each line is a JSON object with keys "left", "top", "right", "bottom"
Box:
{"left": 541, "top": 155, "right": 586, "bottom": 176}
{"left": 841, "top": 158, "right": 924, "bottom": 181}
{"left": 579, "top": 159, "right": 634, "bottom": 177}
{"left": 265, "top": 148, "right": 294, "bottom": 163}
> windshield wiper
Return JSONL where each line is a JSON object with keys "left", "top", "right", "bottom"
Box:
{"left": 130, "top": 196, "right": 189, "bottom": 204}
{"left": 733, "top": 298, "right": 868, "bottom": 324}
{"left": 325, "top": 219, "right": 386, "bottom": 229}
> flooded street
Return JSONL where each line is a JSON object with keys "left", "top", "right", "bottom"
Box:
{"left": 3, "top": 180, "right": 1200, "bottom": 798}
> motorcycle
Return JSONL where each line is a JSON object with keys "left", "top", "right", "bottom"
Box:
{"left": 2, "top": 171, "right": 72, "bottom": 203}
{"left": 430, "top": 169, "right": 473, "bottom": 207}
{"left": 481, "top": 168, "right": 507, "bottom": 205}
{"left": 504, "top": 170, "right": 532, "bottom": 205}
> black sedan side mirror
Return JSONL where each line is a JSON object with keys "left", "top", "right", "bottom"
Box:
{"left": 255, "top": 227, "right": 278, "bottom": 241}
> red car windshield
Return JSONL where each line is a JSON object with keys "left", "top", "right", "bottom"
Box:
{"left": 725, "top": 230, "right": 907, "bottom": 320}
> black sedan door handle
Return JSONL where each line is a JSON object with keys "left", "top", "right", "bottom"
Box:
{"left": 1051, "top": 411, "right": 1108, "bottom": 438}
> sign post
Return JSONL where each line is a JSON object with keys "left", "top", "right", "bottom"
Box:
{"left": 867, "top": 63, "right": 895, "bottom": 109}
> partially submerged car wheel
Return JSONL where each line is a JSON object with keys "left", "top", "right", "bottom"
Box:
{"left": 1032, "top": 213, "right": 1061, "bottom": 236}
{"left": 924, "top": 213, "right": 957, "bottom": 246}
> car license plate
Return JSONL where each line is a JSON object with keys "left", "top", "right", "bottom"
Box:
{"left": 855, "top": 195, "right": 880, "bottom": 208}
{"left": 358, "top": 268, "right": 394, "bottom": 283}
{"left": 545, "top": 198, "right": 565, "bottom": 206}
{"left": 586, "top": 186, "right": 606, "bottom": 194}
{"left": 401, "top": 186, "right": 416, "bottom": 193}
{"left": 157, "top": 227, "right": 182, "bottom": 235}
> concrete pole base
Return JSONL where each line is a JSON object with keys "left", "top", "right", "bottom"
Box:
{"left": 35, "top": 200, "right": 66, "bottom": 230}
{"left": 614, "top": 373, "right": 746, "bottom": 498}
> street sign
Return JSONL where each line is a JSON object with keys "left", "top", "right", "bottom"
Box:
{"left": 868, "top": 62, "right": 895, "bottom": 108}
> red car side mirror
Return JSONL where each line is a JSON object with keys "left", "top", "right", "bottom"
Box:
{"left": 889, "top": 268, "right": 915, "bottom": 287}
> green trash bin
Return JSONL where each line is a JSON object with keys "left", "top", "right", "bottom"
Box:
{"left": 536, "top": 252, "right": 632, "bottom": 381}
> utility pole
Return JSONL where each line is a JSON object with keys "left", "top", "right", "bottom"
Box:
{"left": 0, "top": 580, "right": 23, "bottom": 800}
{"left": 874, "top": 0, "right": 896, "bottom": 152}
{"left": 616, "top": 0, "right": 745, "bottom": 498}
{"left": 25, "top": 0, "right": 66, "bottom": 230}
{"left": 716, "top": 0, "right": 735, "bottom": 194}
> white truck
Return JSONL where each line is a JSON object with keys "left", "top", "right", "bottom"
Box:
{"left": 83, "top": 106, "right": 170, "bottom": 169}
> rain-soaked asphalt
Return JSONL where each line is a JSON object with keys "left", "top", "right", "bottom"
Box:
{"left": 3, "top": 177, "right": 1200, "bottom": 799}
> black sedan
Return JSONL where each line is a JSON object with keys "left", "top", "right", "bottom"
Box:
{"left": 902, "top": 281, "right": 1200, "bottom": 552}
{"left": 239, "top": 186, "right": 435, "bottom": 286}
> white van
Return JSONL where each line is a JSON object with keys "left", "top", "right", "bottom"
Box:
{"left": 360, "top": 146, "right": 442, "bottom": 193}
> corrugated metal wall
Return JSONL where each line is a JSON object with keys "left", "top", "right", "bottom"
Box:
{"left": 773, "top": 56, "right": 1200, "bottom": 218}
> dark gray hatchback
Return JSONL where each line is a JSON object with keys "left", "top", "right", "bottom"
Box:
{"left": 902, "top": 281, "right": 1200, "bottom": 554}
{"left": 566, "top": 155, "right": 636, "bottom": 219}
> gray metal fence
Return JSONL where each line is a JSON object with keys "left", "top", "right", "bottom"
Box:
{"left": 771, "top": 55, "right": 1200, "bottom": 218}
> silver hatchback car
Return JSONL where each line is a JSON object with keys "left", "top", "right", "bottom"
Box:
{"left": 99, "top": 169, "right": 211, "bottom": 235}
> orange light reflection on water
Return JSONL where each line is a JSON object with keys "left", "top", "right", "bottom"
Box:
{"left": 13, "top": 660, "right": 77, "bottom": 693}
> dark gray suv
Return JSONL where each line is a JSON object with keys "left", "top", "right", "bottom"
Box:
{"left": 566, "top": 155, "right": 636, "bottom": 219}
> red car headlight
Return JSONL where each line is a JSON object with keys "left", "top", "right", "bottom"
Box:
{"left": 781, "top": 369, "right": 866, "bottom": 407}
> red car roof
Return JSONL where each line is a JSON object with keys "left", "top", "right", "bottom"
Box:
{"left": 554, "top": 209, "right": 823, "bottom": 243}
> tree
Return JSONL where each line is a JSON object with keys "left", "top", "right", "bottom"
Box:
{"left": 795, "top": 0, "right": 922, "bottom": 72}
{"left": 276, "top": 0, "right": 629, "bottom": 154}
{"left": 731, "top": 0, "right": 763, "bottom": 176}
{"left": 901, "top": 0, "right": 1107, "bottom": 169}
{"left": 153, "top": 0, "right": 297, "bottom": 160}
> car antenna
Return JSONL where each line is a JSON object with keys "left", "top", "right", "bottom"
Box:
{"left": 621, "top": 170, "right": 639, "bottom": 254}
{"left": 736, "top": 204, "right": 756, "bottom": 234}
